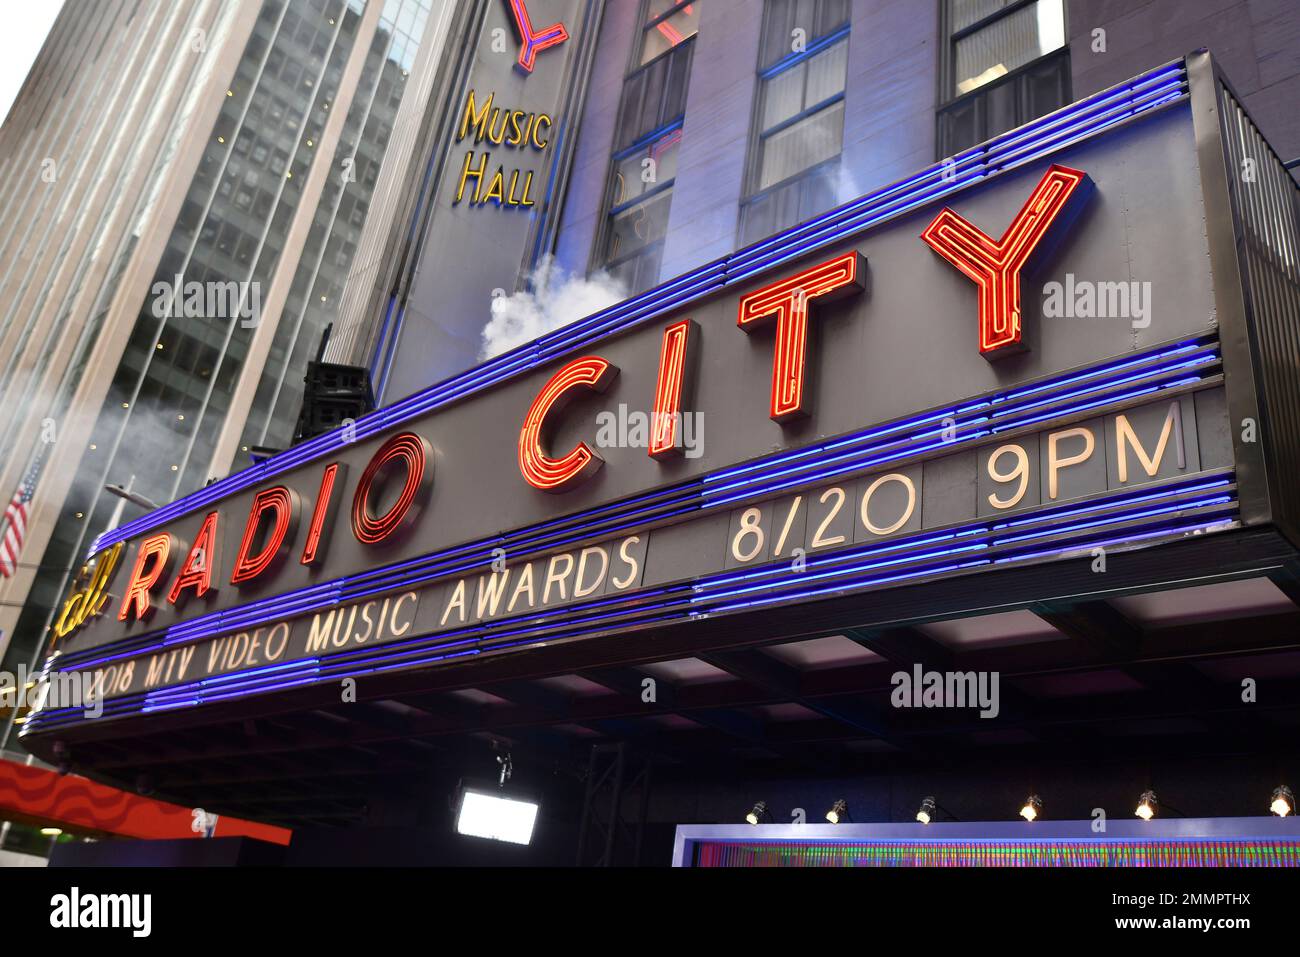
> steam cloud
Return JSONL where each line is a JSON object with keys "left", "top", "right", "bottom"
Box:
{"left": 480, "top": 256, "right": 626, "bottom": 360}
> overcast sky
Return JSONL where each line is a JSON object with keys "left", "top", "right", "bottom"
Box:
{"left": 0, "top": 1, "right": 66, "bottom": 126}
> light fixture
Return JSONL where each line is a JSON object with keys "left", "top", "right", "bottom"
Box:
{"left": 454, "top": 783, "right": 539, "bottom": 846}
{"left": 917, "top": 796, "right": 937, "bottom": 825}
{"left": 1136, "top": 790, "right": 1158, "bottom": 821}
{"left": 40, "top": 827, "right": 62, "bottom": 837}
{"left": 825, "top": 799, "right": 849, "bottom": 824}
{"left": 1019, "top": 794, "right": 1042, "bottom": 822}
{"left": 496, "top": 751, "right": 513, "bottom": 787}
{"left": 745, "top": 801, "right": 770, "bottom": 826}
{"left": 1271, "top": 785, "right": 1294, "bottom": 817}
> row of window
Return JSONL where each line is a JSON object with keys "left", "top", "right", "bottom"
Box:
{"left": 595, "top": 0, "right": 1071, "bottom": 295}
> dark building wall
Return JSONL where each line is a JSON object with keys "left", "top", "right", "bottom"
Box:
{"left": 555, "top": 0, "right": 1300, "bottom": 295}
{"left": 555, "top": 0, "right": 941, "bottom": 285}
{"left": 1068, "top": 0, "right": 1300, "bottom": 165}
{"left": 656, "top": 0, "right": 766, "bottom": 278}
{"left": 551, "top": 0, "right": 641, "bottom": 278}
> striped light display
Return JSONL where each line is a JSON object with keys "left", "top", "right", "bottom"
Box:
{"left": 86, "top": 59, "right": 1192, "bottom": 560}
{"left": 51, "top": 334, "right": 1224, "bottom": 679}
{"left": 694, "top": 840, "right": 1300, "bottom": 867}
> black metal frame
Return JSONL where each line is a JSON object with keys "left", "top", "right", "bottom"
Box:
{"left": 737, "top": 6, "right": 851, "bottom": 244}
{"left": 934, "top": 0, "right": 1072, "bottom": 159}
{"left": 1187, "top": 50, "right": 1300, "bottom": 546}
{"left": 589, "top": 0, "right": 699, "bottom": 289}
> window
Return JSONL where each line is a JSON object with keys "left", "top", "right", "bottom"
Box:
{"left": 739, "top": 0, "right": 850, "bottom": 247}
{"left": 595, "top": 2, "right": 699, "bottom": 295}
{"left": 937, "top": 0, "right": 1070, "bottom": 157}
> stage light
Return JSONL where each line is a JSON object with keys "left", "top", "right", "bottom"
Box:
{"left": 1271, "top": 785, "right": 1294, "bottom": 818}
{"left": 826, "top": 799, "right": 849, "bottom": 824}
{"left": 1019, "top": 794, "right": 1042, "bottom": 822}
{"left": 745, "top": 801, "right": 770, "bottom": 826}
{"left": 454, "top": 784, "right": 539, "bottom": 846}
{"left": 1136, "top": 790, "right": 1158, "bottom": 821}
{"left": 917, "top": 796, "right": 936, "bottom": 825}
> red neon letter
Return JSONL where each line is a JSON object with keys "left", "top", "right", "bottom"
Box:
{"left": 737, "top": 251, "right": 865, "bottom": 422}
{"left": 118, "top": 533, "right": 176, "bottom": 623}
{"left": 504, "top": 0, "right": 568, "bottom": 73}
{"left": 230, "top": 486, "right": 299, "bottom": 585}
{"left": 302, "top": 462, "right": 347, "bottom": 566}
{"left": 921, "top": 164, "right": 1090, "bottom": 356}
{"left": 168, "top": 511, "right": 220, "bottom": 606}
{"left": 351, "top": 434, "right": 432, "bottom": 545}
{"left": 518, "top": 356, "right": 618, "bottom": 491}
{"left": 649, "top": 318, "right": 696, "bottom": 460}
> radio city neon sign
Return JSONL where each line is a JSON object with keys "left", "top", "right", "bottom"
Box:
{"left": 107, "top": 165, "right": 1088, "bottom": 626}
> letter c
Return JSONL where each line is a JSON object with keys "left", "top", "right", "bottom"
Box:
{"left": 518, "top": 356, "right": 618, "bottom": 492}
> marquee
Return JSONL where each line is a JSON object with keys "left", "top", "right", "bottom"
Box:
{"left": 24, "top": 55, "right": 1289, "bottom": 738}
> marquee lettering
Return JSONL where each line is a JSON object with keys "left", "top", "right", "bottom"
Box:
{"left": 518, "top": 355, "right": 618, "bottom": 491}
{"left": 737, "top": 251, "right": 866, "bottom": 421}
{"left": 922, "top": 164, "right": 1091, "bottom": 356}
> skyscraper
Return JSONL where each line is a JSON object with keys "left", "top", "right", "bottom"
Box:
{"left": 0, "top": 0, "right": 456, "bottom": 691}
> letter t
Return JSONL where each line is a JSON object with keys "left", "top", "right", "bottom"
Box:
{"left": 737, "top": 251, "right": 866, "bottom": 422}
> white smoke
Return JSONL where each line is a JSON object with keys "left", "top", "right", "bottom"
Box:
{"left": 835, "top": 164, "right": 863, "bottom": 204}
{"left": 480, "top": 256, "right": 626, "bottom": 360}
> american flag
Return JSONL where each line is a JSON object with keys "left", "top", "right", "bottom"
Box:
{"left": 0, "top": 446, "right": 49, "bottom": 578}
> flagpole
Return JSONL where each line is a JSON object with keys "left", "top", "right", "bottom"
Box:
{"left": 0, "top": 475, "right": 153, "bottom": 757}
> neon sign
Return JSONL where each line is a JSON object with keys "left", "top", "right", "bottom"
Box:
{"left": 922, "top": 164, "right": 1091, "bottom": 356}
{"left": 69, "top": 163, "right": 1103, "bottom": 639}
{"left": 502, "top": 0, "right": 568, "bottom": 73}
{"left": 737, "top": 252, "right": 865, "bottom": 421}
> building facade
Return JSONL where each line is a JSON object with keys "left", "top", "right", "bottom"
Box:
{"left": 343, "top": 0, "right": 1300, "bottom": 404}
{"left": 0, "top": 0, "right": 462, "bottom": 711}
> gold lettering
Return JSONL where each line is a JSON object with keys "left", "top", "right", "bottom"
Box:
{"left": 457, "top": 89, "right": 493, "bottom": 143}
{"left": 1115, "top": 405, "right": 1180, "bottom": 483}
{"left": 1047, "top": 427, "right": 1095, "bottom": 499}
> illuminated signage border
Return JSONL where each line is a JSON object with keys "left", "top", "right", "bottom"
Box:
{"left": 27, "top": 335, "right": 1238, "bottom": 733}
{"left": 30, "top": 469, "right": 1238, "bottom": 732}
{"left": 63, "top": 389, "right": 1233, "bottom": 708}
{"left": 56, "top": 333, "right": 1224, "bottom": 673}
{"left": 86, "top": 59, "right": 1192, "bottom": 560}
